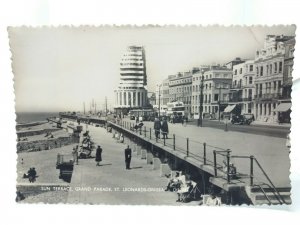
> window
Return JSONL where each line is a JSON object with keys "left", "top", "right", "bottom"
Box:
{"left": 270, "top": 64, "right": 272, "bottom": 74}
{"left": 249, "top": 89, "right": 252, "bottom": 98}
{"left": 274, "top": 62, "right": 277, "bottom": 73}
{"left": 214, "top": 94, "right": 219, "bottom": 101}
{"left": 249, "top": 76, "right": 253, "bottom": 84}
{"left": 240, "top": 68, "right": 243, "bottom": 74}
{"left": 279, "top": 61, "right": 283, "bottom": 73}
{"left": 234, "top": 69, "right": 237, "bottom": 75}
{"left": 205, "top": 84, "right": 208, "bottom": 89}
{"left": 209, "top": 83, "right": 211, "bottom": 89}
{"left": 266, "top": 65, "right": 269, "bottom": 75}
{"left": 245, "top": 77, "right": 248, "bottom": 85}
{"left": 260, "top": 66, "right": 263, "bottom": 76}
{"left": 256, "top": 67, "right": 258, "bottom": 75}
{"left": 278, "top": 81, "right": 281, "bottom": 90}
{"left": 250, "top": 65, "right": 253, "bottom": 72}
{"left": 208, "top": 94, "right": 211, "bottom": 103}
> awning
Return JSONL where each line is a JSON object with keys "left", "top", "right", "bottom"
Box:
{"left": 223, "top": 105, "right": 236, "bottom": 113}
{"left": 273, "top": 103, "right": 292, "bottom": 112}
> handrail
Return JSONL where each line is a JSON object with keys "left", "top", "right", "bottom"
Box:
{"left": 95, "top": 118, "right": 287, "bottom": 205}
{"left": 254, "top": 158, "right": 285, "bottom": 204}
{"left": 251, "top": 184, "right": 272, "bottom": 205}
{"left": 258, "top": 182, "right": 285, "bottom": 204}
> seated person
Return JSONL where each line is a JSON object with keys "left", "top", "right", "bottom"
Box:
{"left": 23, "top": 167, "right": 37, "bottom": 183}
{"left": 165, "top": 172, "right": 182, "bottom": 192}
{"left": 228, "top": 163, "right": 237, "bottom": 179}
{"left": 176, "top": 181, "right": 193, "bottom": 202}
{"left": 223, "top": 161, "right": 238, "bottom": 179}
{"left": 134, "top": 122, "right": 144, "bottom": 131}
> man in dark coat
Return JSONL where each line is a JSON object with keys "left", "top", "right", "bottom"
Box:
{"left": 154, "top": 117, "right": 161, "bottom": 139}
{"left": 95, "top": 145, "right": 102, "bottom": 166}
{"left": 28, "top": 167, "right": 37, "bottom": 183}
{"left": 124, "top": 145, "right": 132, "bottom": 170}
{"left": 161, "top": 118, "right": 169, "bottom": 139}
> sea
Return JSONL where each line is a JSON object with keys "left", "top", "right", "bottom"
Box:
{"left": 16, "top": 112, "right": 59, "bottom": 124}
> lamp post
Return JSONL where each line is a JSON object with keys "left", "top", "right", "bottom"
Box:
{"left": 158, "top": 85, "right": 161, "bottom": 119}
{"left": 198, "top": 70, "right": 204, "bottom": 127}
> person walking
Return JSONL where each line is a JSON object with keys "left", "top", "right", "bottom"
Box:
{"left": 95, "top": 145, "right": 102, "bottom": 166}
{"left": 72, "top": 145, "right": 79, "bottom": 165}
{"left": 124, "top": 145, "right": 132, "bottom": 170}
{"left": 154, "top": 117, "right": 161, "bottom": 139}
{"left": 161, "top": 117, "right": 169, "bottom": 139}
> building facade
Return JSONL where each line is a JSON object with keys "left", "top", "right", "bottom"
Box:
{"left": 253, "top": 35, "right": 294, "bottom": 122}
{"left": 168, "top": 72, "right": 193, "bottom": 115}
{"left": 229, "top": 60, "right": 256, "bottom": 114}
{"left": 114, "top": 46, "right": 148, "bottom": 114}
{"left": 192, "top": 66, "right": 232, "bottom": 119}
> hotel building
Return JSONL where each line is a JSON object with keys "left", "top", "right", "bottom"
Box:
{"left": 192, "top": 66, "right": 232, "bottom": 119}
{"left": 253, "top": 35, "right": 294, "bottom": 122}
{"left": 114, "top": 46, "right": 148, "bottom": 114}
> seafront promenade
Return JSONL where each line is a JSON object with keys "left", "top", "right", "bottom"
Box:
{"left": 16, "top": 115, "right": 291, "bottom": 204}
{"left": 67, "top": 124, "right": 192, "bottom": 205}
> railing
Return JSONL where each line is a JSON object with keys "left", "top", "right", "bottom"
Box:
{"left": 254, "top": 93, "right": 283, "bottom": 100}
{"left": 242, "top": 97, "right": 252, "bottom": 101}
{"left": 101, "top": 118, "right": 285, "bottom": 205}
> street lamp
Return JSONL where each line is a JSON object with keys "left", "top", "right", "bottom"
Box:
{"left": 198, "top": 70, "right": 204, "bottom": 127}
{"left": 216, "top": 82, "right": 230, "bottom": 122}
{"left": 158, "top": 84, "right": 161, "bottom": 119}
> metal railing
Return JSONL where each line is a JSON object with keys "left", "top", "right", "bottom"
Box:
{"left": 106, "top": 118, "right": 286, "bottom": 204}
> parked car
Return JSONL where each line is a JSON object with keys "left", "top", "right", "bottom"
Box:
{"left": 243, "top": 113, "right": 255, "bottom": 122}
{"left": 231, "top": 115, "right": 253, "bottom": 125}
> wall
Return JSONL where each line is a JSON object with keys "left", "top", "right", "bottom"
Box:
{"left": 17, "top": 128, "right": 61, "bottom": 138}
{"left": 17, "top": 135, "right": 79, "bottom": 153}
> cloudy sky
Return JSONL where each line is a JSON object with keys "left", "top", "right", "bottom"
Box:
{"left": 9, "top": 25, "right": 295, "bottom": 112}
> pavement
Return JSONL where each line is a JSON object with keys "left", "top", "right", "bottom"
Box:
{"left": 67, "top": 124, "right": 195, "bottom": 205}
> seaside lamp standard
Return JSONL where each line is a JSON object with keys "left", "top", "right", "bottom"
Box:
{"left": 198, "top": 70, "right": 204, "bottom": 127}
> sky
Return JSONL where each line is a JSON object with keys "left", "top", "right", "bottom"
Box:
{"left": 9, "top": 25, "right": 296, "bottom": 112}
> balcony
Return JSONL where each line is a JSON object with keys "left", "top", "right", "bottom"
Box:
{"left": 242, "top": 97, "right": 253, "bottom": 101}
{"left": 230, "top": 84, "right": 242, "bottom": 89}
{"left": 228, "top": 97, "right": 243, "bottom": 103}
{"left": 254, "top": 93, "right": 283, "bottom": 101}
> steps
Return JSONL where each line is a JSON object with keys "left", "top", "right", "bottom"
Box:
{"left": 247, "top": 186, "right": 291, "bottom": 205}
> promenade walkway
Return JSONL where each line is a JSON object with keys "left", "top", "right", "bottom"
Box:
{"left": 120, "top": 118, "right": 290, "bottom": 188}
{"left": 67, "top": 125, "right": 190, "bottom": 205}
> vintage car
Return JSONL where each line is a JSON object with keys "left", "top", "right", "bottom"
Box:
{"left": 231, "top": 114, "right": 253, "bottom": 125}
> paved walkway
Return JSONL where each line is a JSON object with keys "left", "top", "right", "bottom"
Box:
{"left": 67, "top": 125, "right": 195, "bottom": 205}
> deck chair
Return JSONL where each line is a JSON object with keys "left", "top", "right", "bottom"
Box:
{"left": 181, "top": 181, "right": 201, "bottom": 202}
{"left": 201, "top": 194, "right": 222, "bottom": 206}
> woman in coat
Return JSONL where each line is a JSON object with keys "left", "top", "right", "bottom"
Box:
{"left": 95, "top": 145, "right": 102, "bottom": 166}
{"left": 161, "top": 118, "right": 169, "bottom": 139}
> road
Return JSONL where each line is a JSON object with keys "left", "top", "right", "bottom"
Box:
{"left": 160, "top": 119, "right": 290, "bottom": 138}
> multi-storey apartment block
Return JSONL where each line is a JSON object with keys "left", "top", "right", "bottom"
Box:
{"left": 253, "top": 35, "right": 294, "bottom": 123}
